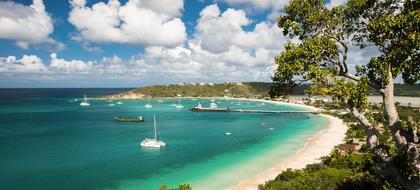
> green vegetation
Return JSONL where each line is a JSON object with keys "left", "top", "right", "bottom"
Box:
{"left": 259, "top": 152, "right": 388, "bottom": 190}
{"left": 159, "top": 184, "right": 192, "bottom": 190}
{"left": 285, "top": 84, "right": 420, "bottom": 97}
{"left": 115, "top": 82, "right": 272, "bottom": 98}
{"left": 269, "top": 0, "right": 419, "bottom": 188}
{"left": 260, "top": 103, "right": 420, "bottom": 190}
{"left": 112, "top": 82, "right": 419, "bottom": 98}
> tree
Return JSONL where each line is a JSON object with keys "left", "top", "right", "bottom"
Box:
{"left": 270, "top": 0, "right": 419, "bottom": 176}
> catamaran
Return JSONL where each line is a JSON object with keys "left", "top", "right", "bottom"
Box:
{"left": 108, "top": 99, "right": 115, "bottom": 106}
{"left": 210, "top": 102, "right": 218, "bottom": 108}
{"left": 145, "top": 100, "right": 153, "bottom": 108}
{"left": 80, "top": 94, "right": 90, "bottom": 106}
{"left": 175, "top": 99, "right": 184, "bottom": 108}
{"left": 140, "top": 115, "right": 166, "bottom": 148}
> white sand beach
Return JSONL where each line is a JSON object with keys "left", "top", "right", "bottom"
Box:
{"left": 225, "top": 99, "right": 347, "bottom": 190}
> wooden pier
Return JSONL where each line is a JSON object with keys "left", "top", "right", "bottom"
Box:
{"left": 233, "top": 109, "right": 319, "bottom": 114}
{"left": 189, "top": 107, "right": 320, "bottom": 114}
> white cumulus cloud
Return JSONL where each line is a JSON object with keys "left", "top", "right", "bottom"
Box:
{"left": 50, "top": 53, "right": 93, "bottom": 73}
{"left": 325, "top": 0, "right": 347, "bottom": 9}
{"left": 0, "top": 0, "right": 64, "bottom": 50}
{"left": 195, "top": 4, "right": 286, "bottom": 53}
{"left": 68, "top": 0, "right": 187, "bottom": 47}
{"left": 0, "top": 3, "right": 297, "bottom": 85}
{"left": 0, "top": 55, "right": 47, "bottom": 73}
{"left": 221, "top": 0, "right": 289, "bottom": 15}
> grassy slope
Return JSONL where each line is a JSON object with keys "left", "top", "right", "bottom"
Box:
{"left": 111, "top": 83, "right": 420, "bottom": 98}
{"left": 120, "top": 82, "right": 272, "bottom": 98}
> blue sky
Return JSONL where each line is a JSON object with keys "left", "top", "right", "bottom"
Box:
{"left": 0, "top": 0, "right": 349, "bottom": 87}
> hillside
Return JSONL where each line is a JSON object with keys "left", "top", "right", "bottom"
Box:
{"left": 106, "top": 83, "right": 420, "bottom": 99}
{"left": 106, "top": 82, "right": 272, "bottom": 99}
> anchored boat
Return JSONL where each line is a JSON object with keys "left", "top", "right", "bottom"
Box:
{"left": 140, "top": 115, "right": 166, "bottom": 148}
{"left": 189, "top": 103, "right": 230, "bottom": 112}
{"left": 145, "top": 99, "right": 153, "bottom": 108}
{"left": 115, "top": 116, "right": 144, "bottom": 122}
{"left": 80, "top": 94, "right": 90, "bottom": 106}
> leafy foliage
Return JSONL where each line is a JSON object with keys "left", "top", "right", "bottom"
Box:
{"left": 259, "top": 152, "right": 390, "bottom": 190}
{"left": 271, "top": 0, "right": 419, "bottom": 104}
{"left": 159, "top": 184, "right": 192, "bottom": 190}
{"left": 271, "top": 0, "right": 420, "bottom": 184}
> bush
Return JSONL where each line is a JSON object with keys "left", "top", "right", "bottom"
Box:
{"left": 259, "top": 167, "right": 353, "bottom": 190}
{"left": 160, "top": 184, "right": 192, "bottom": 190}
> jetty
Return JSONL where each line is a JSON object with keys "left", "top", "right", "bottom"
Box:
{"left": 189, "top": 107, "right": 320, "bottom": 114}
{"left": 233, "top": 109, "right": 319, "bottom": 114}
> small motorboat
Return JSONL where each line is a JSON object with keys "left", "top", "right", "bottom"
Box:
{"left": 67, "top": 99, "right": 78, "bottom": 103}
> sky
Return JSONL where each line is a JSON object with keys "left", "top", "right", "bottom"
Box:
{"left": 0, "top": 0, "right": 362, "bottom": 88}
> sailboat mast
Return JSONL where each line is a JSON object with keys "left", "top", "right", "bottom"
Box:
{"left": 153, "top": 115, "right": 157, "bottom": 140}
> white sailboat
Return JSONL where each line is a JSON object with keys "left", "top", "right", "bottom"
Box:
{"left": 145, "top": 100, "right": 153, "bottom": 108}
{"left": 116, "top": 99, "right": 123, "bottom": 105}
{"left": 140, "top": 115, "right": 166, "bottom": 148}
{"left": 171, "top": 100, "right": 177, "bottom": 107}
{"left": 210, "top": 100, "right": 217, "bottom": 108}
{"left": 108, "top": 99, "right": 115, "bottom": 106}
{"left": 80, "top": 94, "right": 90, "bottom": 106}
{"left": 175, "top": 99, "right": 184, "bottom": 108}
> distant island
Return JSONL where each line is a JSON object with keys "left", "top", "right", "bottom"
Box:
{"left": 106, "top": 82, "right": 420, "bottom": 99}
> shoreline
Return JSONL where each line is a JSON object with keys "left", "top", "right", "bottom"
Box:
{"left": 95, "top": 96, "right": 321, "bottom": 111}
{"left": 230, "top": 97, "right": 321, "bottom": 112}
{"left": 225, "top": 113, "right": 347, "bottom": 190}
{"left": 88, "top": 96, "right": 345, "bottom": 189}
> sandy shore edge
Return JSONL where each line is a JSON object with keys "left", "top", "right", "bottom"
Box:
{"left": 224, "top": 100, "right": 347, "bottom": 190}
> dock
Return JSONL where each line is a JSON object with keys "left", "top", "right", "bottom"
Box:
{"left": 233, "top": 109, "right": 318, "bottom": 114}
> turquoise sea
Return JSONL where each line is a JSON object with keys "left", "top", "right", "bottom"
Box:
{"left": 0, "top": 89, "right": 328, "bottom": 190}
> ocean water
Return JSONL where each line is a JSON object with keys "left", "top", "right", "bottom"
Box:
{"left": 0, "top": 89, "right": 328, "bottom": 190}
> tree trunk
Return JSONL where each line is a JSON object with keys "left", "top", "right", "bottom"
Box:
{"left": 381, "top": 75, "right": 407, "bottom": 147}
{"left": 350, "top": 108, "right": 378, "bottom": 147}
{"left": 381, "top": 72, "right": 420, "bottom": 171}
